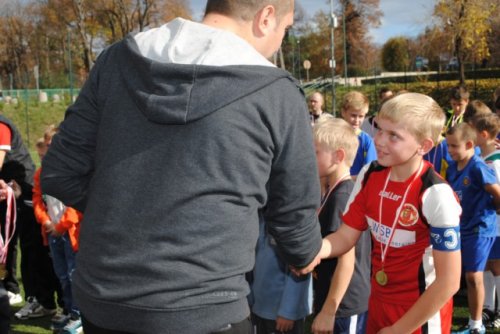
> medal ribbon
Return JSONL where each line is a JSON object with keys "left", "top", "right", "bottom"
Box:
{"left": 378, "top": 161, "right": 423, "bottom": 269}
{"left": 0, "top": 185, "right": 17, "bottom": 264}
{"left": 317, "top": 173, "right": 351, "bottom": 215}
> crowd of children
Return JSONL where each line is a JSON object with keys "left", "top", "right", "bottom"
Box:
{"left": 0, "top": 85, "right": 499, "bottom": 334}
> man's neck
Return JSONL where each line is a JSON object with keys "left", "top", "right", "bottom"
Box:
{"left": 202, "top": 13, "right": 252, "bottom": 48}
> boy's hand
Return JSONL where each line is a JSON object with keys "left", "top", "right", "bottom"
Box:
{"left": 44, "top": 221, "right": 56, "bottom": 234}
{"left": 291, "top": 239, "right": 331, "bottom": 275}
{"left": 311, "top": 310, "right": 334, "bottom": 334}
{"left": 275, "top": 316, "right": 294, "bottom": 332}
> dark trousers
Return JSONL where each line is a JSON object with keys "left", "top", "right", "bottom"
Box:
{"left": 0, "top": 285, "right": 9, "bottom": 334}
{"left": 82, "top": 315, "right": 253, "bottom": 334}
{"left": 252, "top": 314, "right": 305, "bottom": 334}
{"left": 17, "top": 203, "right": 62, "bottom": 308}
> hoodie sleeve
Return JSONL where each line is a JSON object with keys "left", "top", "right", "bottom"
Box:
{"left": 54, "top": 207, "right": 82, "bottom": 235}
{"left": 40, "top": 50, "right": 108, "bottom": 212}
{"left": 263, "top": 79, "right": 322, "bottom": 268}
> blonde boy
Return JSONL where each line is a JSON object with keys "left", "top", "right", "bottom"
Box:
{"left": 312, "top": 118, "right": 371, "bottom": 333}
{"left": 340, "top": 91, "right": 376, "bottom": 176}
{"left": 300, "top": 93, "right": 462, "bottom": 334}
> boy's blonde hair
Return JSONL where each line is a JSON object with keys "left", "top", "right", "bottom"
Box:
{"left": 313, "top": 117, "right": 359, "bottom": 167}
{"left": 471, "top": 113, "right": 500, "bottom": 139}
{"left": 341, "top": 91, "right": 369, "bottom": 114}
{"left": 378, "top": 93, "right": 445, "bottom": 144}
{"left": 446, "top": 122, "right": 477, "bottom": 145}
{"left": 36, "top": 137, "right": 47, "bottom": 150}
{"left": 44, "top": 124, "right": 59, "bottom": 143}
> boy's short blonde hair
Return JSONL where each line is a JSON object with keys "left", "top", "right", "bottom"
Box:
{"left": 36, "top": 137, "right": 47, "bottom": 150}
{"left": 313, "top": 117, "right": 359, "bottom": 167}
{"left": 44, "top": 124, "right": 59, "bottom": 143}
{"left": 341, "top": 91, "right": 369, "bottom": 114}
{"left": 378, "top": 93, "right": 445, "bottom": 144}
{"left": 471, "top": 113, "right": 500, "bottom": 139}
{"left": 446, "top": 122, "right": 477, "bottom": 145}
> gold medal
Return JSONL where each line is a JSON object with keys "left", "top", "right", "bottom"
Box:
{"left": 0, "top": 264, "right": 7, "bottom": 280}
{"left": 375, "top": 270, "right": 388, "bottom": 286}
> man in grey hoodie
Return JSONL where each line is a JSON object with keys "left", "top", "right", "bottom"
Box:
{"left": 41, "top": 1, "right": 322, "bottom": 333}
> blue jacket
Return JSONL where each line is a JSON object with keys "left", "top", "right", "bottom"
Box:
{"left": 250, "top": 219, "right": 312, "bottom": 321}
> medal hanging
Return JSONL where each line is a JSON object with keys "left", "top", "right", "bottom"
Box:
{"left": 376, "top": 161, "right": 423, "bottom": 286}
{"left": 0, "top": 185, "right": 17, "bottom": 279}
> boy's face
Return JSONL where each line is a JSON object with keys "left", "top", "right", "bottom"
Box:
{"left": 314, "top": 141, "right": 336, "bottom": 178}
{"left": 36, "top": 147, "right": 47, "bottom": 161}
{"left": 446, "top": 133, "right": 472, "bottom": 162}
{"left": 450, "top": 98, "right": 468, "bottom": 116}
{"left": 341, "top": 108, "right": 366, "bottom": 130}
{"left": 374, "top": 118, "right": 422, "bottom": 168}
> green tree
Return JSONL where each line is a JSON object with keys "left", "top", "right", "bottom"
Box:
{"left": 433, "top": 0, "right": 498, "bottom": 84}
{"left": 381, "top": 37, "right": 410, "bottom": 72}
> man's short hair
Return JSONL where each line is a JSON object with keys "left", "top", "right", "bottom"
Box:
{"left": 378, "top": 93, "right": 445, "bottom": 144}
{"left": 341, "top": 91, "right": 369, "bottom": 114}
{"left": 313, "top": 117, "right": 359, "bottom": 167}
{"left": 446, "top": 122, "right": 477, "bottom": 145}
{"left": 463, "top": 100, "right": 492, "bottom": 123}
{"left": 450, "top": 85, "right": 470, "bottom": 101}
{"left": 205, "top": 0, "right": 292, "bottom": 21}
{"left": 471, "top": 113, "right": 500, "bottom": 139}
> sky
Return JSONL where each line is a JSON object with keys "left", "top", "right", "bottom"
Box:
{"left": 188, "top": 0, "right": 436, "bottom": 45}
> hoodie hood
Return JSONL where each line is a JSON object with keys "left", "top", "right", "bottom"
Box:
{"left": 116, "top": 18, "right": 294, "bottom": 125}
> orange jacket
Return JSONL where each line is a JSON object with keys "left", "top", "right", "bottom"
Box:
{"left": 33, "top": 168, "right": 81, "bottom": 251}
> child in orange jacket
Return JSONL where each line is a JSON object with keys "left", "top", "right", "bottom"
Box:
{"left": 33, "top": 134, "right": 82, "bottom": 333}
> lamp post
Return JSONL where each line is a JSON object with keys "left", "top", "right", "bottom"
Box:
{"left": 297, "top": 39, "right": 301, "bottom": 83}
{"left": 330, "top": 0, "right": 338, "bottom": 116}
{"left": 67, "top": 28, "right": 74, "bottom": 102}
{"left": 342, "top": 0, "right": 348, "bottom": 86}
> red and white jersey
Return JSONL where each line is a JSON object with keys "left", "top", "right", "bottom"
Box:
{"left": 0, "top": 122, "right": 11, "bottom": 151}
{"left": 343, "top": 160, "right": 461, "bottom": 306}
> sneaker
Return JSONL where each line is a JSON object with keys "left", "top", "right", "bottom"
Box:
{"left": 28, "top": 303, "right": 57, "bottom": 318}
{"left": 61, "top": 317, "right": 82, "bottom": 334}
{"left": 14, "top": 296, "right": 39, "bottom": 320}
{"left": 452, "top": 325, "right": 486, "bottom": 334}
{"left": 489, "top": 311, "right": 500, "bottom": 329}
{"left": 482, "top": 308, "right": 495, "bottom": 327}
{"left": 7, "top": 291, "right": 23, "bottom": 305}
{"left": 50, "top": 313, "right": 71, "bottom": 331}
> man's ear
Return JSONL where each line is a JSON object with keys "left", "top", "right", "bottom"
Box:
{"left": 253, "top": 5, "right": 276, "bottom": 37}
{"left": 419, "top": 138, "right": 435, "bottom": 155}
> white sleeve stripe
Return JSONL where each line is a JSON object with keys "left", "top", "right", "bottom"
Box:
{"left": 0, "top": 145, "right": 11, "bottom": 151}
{"left": 344, "top": 163, "right": 370, "bottom": 215}
{"left": 421, "top": 183, "right": 462, "bottom": 228}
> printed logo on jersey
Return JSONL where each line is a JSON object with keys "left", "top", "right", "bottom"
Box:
{"left": 398, "top": 203, "right": 419, "bottom": 227}
{"left": 366, "top": 217, "right": 416, "bottom": 248}
{"left": 463, "top": 176, "right": 470, "bottom": 186}
{"left": 430, "top": 226, "right": 461, "bottom": 251}
{"left": 379, "top": 191, "right": 402, "bottom": 202}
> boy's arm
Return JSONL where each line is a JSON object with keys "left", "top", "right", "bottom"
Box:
{"left": 296, "top": 224, "right": 361, "bottom": 275}
{"left": 312, "top": 247, "right": 355, "bottom": 333}
{"left": 275, "top": 272, "right": 312, "bottom": 332}
{"left": 32, "top": 169, "right": 51, "bottom": 225}
{"left": 484, "top": 183, "right": 500, "bottom": 211}
{"left": 378, "top": 249, "right": 461, "bottom": 334}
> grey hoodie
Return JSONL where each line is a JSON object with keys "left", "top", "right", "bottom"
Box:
{"left": 41, "top": 19, "right": 322, "bottom": 333}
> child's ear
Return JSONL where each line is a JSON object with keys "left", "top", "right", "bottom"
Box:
{"left": 418, "top": 138, "right": 434, "bottom": 155}
{"left": 479, "top": 130, "right": 489, "bottom": 140}
{"left": 465, "top": 140, "right": 475, "bottom": 150}
{"left": 333, "top": 148, "right": 346, "bottom": 163}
